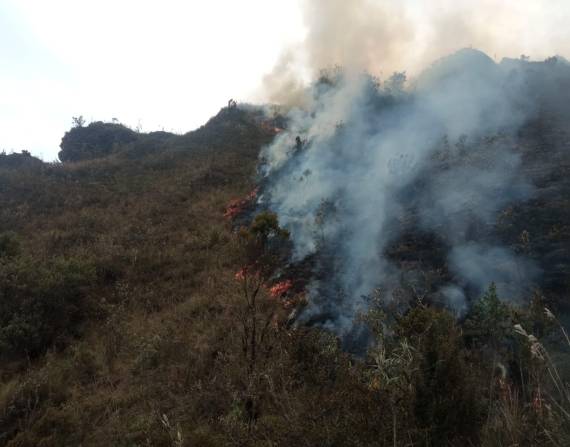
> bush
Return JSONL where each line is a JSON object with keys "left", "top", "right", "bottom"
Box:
{"left": 396, "top": 306, "right": 483, "bottom": 444}
{"left": 464, "top": 283, "right": 512, "bottom": 349}
{"left": 0, "top": 257, "right": 96, "bottom": 360}
{"left": 0, "top": 232, "right": 20, "bottom": 258}
{"left": 59, "top": 121, "right": 139, "bottom": 162}
{"left": 237, "top": 211, "right": 290, "bottom": 278}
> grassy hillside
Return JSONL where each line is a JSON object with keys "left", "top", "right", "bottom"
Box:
{"left": 0, "top": 107, "right": 276, "bottom": 445}
{"left": 0, "top": 105, "right": 569, "bottom": 446}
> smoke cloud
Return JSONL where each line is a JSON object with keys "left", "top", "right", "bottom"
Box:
{"left": 257, "top": 47, "right": 568, "bottom": 336}
{"left": 256, "top": 1, "right": 570, "bottom": 338}
{"left": 261, "top": 0, "right": 570, "bottom": 104}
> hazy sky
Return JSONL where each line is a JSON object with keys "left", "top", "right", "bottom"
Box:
{"left": 2, "top": 0, "right": 570, "bottom": 160}
{"left": 1, "top": 0, "right": 305, "bottom": 160}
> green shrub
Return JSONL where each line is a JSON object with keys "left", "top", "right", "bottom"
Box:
{"left": 0, "top": 257, "right": 96, "bottom": 360}
{"left": 59, "top": 121, "right": 139, "bottom": 162}
{"left": 0, "top": 232, "right": 20, "bottom": 258}
{"left": 237, "top": 211, "right": 290, "bottom": 278}
{"left": 464, "top": 283, "right": 512, "bottom": 349}
{"left": 396, "top": 306, "right": 483, "bottom": 444}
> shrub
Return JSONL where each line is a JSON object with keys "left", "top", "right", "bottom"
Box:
{"left": 0, "top": 232, "right": 20, "bottom": 258}
{"left": 396, "top": 306, "right": 483, "bottom": 444}
{"left": 237, "top": 211, "right": 290, "bottom": 278}
{"left": 0, "top": 257, "right": 96, "bottom": 360}
{"left": 59, "top": 121, "right": 139, "bottom": 162}
{"left": 464, "top": 283, "right": 512, "bottom": 349}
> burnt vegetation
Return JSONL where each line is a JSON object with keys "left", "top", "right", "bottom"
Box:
{"left": 1, "top": 58, "right": 570, "bottom": 446}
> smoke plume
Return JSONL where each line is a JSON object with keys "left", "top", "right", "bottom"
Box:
{"left": 258, "top": 47, "right": 569, "bottom": 336}
{"left": 257, "top": 1, "right": 570, "bottom": 338}
{"left": 262, "top": 0, "right": 570, "bottom": 104}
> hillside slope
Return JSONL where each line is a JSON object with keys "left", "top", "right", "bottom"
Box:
{"left": 0, "top": 107, "right": 280, "bottom": 445}
{"left": 0, "top": 96, "right": 569, "bottom": 446}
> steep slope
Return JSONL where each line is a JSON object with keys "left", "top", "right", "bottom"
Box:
{"left": 258, "top": 51, "right": 570, "bottom": 332}
{"left": 0, "top": 107, "right": 279, "bottom": 446}
{"left": 0, "top": 66, "right": 569, "bottom": 445}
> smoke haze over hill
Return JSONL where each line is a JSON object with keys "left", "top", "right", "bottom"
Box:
{"left": 262, "top": 0, "right": 570, "bottom": 104}
{"left": 259, "top": 45, "right": 570, "bottom": 337}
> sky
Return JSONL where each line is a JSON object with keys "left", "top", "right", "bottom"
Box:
{"left": 2, "top": 0, "right": 570, "bottom": 160}
{"left": 0, "top": 0, "right": 305, "bottom": 160}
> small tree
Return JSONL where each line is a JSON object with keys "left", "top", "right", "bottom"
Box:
{"left": 235, "top": 212, "right": 289, "bottom": 370}
{"left": 0, "top": 232, "right": 20, "bottom": 258}
{"left": 72, "top": 116, "right": 86, "bottom": 128}
{"left": 395, "top": 306, "right": 482, "bottom": 444}
{"left": 233, "top": 212, "right": 290, "bottom": 426}
{"left": 385, "top": 71, "right": 407, "bottom": 94}
{"left": 464, "top": 283, "right": 511, "bottom": 350}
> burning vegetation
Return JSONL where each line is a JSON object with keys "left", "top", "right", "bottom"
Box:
{"left": 224, "top": 188, "right": 258, "bottom": 220}
{"left": 216, "top": 47, "right": 570, "bottom": 445}
{"left": 258, "top": 50, "right": 570, "bottom": 338}
{"left": 2, "top": 33, "right": 570, "bottom": 447}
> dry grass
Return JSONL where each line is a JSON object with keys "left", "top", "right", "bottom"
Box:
{"left": 0, "top": 108, "right": 569, "bottom": 446}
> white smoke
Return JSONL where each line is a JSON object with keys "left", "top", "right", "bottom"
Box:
{"left": 260, "top": 0, "right": 570, "bottom": 105}
{"left": 259, "top": 49, "right": 548, "bottom": 335}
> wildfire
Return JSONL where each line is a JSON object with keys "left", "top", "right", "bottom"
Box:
{"left": 269, "top": 280, "right": 293, "bottom": 298}
{"left": 260, "top": 120, "right": 284, "bottom": 135}
{"left": 234, "top": 268, "right": 247, "bottom": 281}
{"left": 224, "top": 188, "right": 258, "bottom": 220}
{"left": 234, "top": 268, "right": 303, "bottom": 311}
{"left": 234, "top": 265, "right": 260, "bottom": 281}
{"left": 234, "top": 271, "right": 294, "bottom": 297}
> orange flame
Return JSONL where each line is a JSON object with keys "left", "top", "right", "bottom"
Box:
{"left": 269, "top": 280, "right": 293, "bottom": 298}
{"left": 224, "top": 188, "right": 258, "bottom": 220}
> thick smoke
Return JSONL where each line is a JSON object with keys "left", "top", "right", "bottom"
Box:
{"left": 255, "top": 0, "right": 570, "bottom": 337}
{"left": 259, "top": 49, "right": 544, "bottom": 335}
{"left": 262, "top": 0, "right": 570, "bottom": 104}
